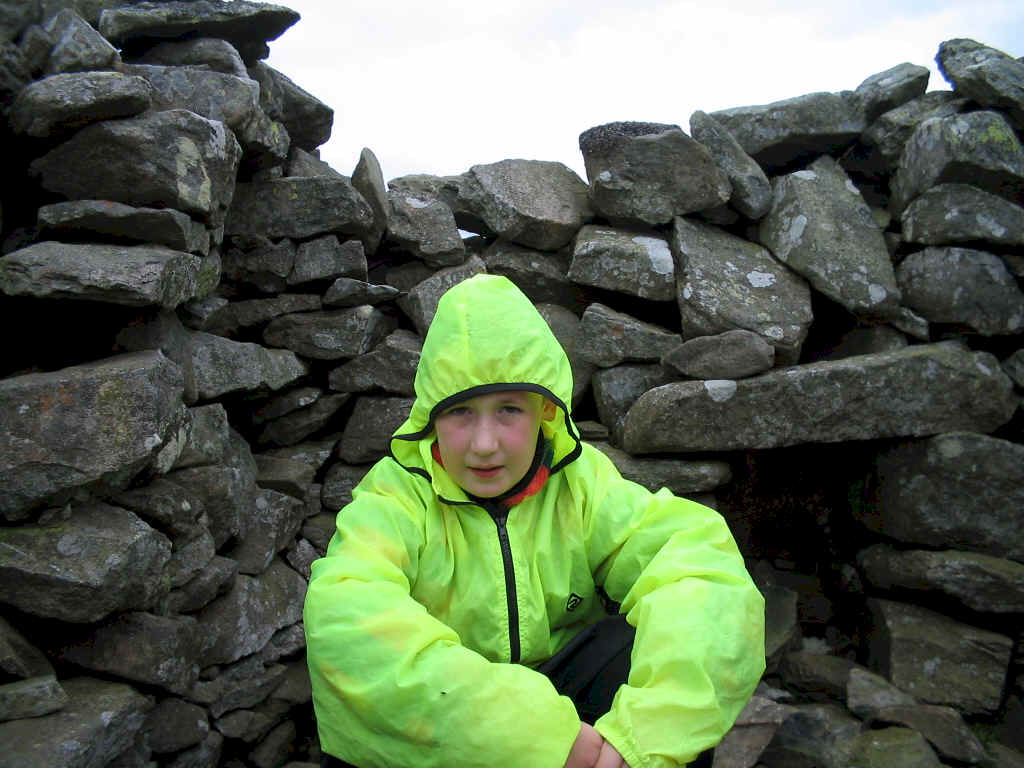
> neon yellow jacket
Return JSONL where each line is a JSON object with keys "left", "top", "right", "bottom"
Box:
{"left": 304, "top": 274, "right": 765, "bottom": 767}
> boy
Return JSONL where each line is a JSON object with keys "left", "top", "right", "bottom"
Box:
{"left": 304, "top": 274, "right": 765, "bottom": 767}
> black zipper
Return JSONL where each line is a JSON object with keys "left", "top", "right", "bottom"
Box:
{"left": 491, "top": 509, "right": 521, "bottom": 664}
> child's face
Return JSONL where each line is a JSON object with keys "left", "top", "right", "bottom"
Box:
{"left": 435, "top": 390, "right": 556, "bottom": 498}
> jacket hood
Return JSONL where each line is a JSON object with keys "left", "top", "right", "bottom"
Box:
{"left": 388, "top": 274, "right": 581, "bottom": 493}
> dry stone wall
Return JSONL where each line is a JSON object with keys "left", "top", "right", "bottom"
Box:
{"left": 1, "top": 3, "right": 1023, "bottom": 767}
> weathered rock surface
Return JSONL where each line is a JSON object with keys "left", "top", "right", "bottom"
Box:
{"left": 900, "top": 184, "right": 1024, "bottom": 248}
{"left": 0, "top": 503, "right": 171, "bottom": 622}
{"left": 862, "top": 431, "right": 1024, "bottom": 561}
{"left": 387, "top": 190, "right": 465, "bottom": 266}
{"left": 124, "top": 36, "right": 248, "bottom": 77}
{"left": 568, "top": 225, "right": 674, "bottom": 301}
{"left": 225, "top": 176, "right": 373, "bottom": 240}
{"left": 336, "top": 396, "right": 414, "bottom": 464}
{"left": 0, "top": 351, "right": 184, "bottom": 518}
{"left": 869, "top": 704, "right": 989, "bottom": 764}
{"left": 226, "top": 488, "right": 306, "bottom": 574}
{"left": 351, "top": 147, "right": 389, "bottom": 254}
{"left": 867, "top": 598, "right": 1012, "bottom": 715}
{"left": 396, "top": 254, "right": 486, "bottom": 335}
{"left": 43, "top": 8, "right": 119, "bottom": 75}
{"left": 0, "top": 674, "right": 68, "bottom": 721}
{"left": 689, "top": 110, "right": 772, "bottom": 220}
{"left": 461, "top": 159, "right": 592, "bottom": 250}
{"left": 622, "top": 343, "right": 1016, "bottom": 454}
{"left": 247, "top": 61, "right": 333, "bottom": 150}
{"left": 936, "top": 38, "right": 1024, "bottom": 130}
{"left": 9, "top": 70, "right": 150, "bottom": 137}
{"left": 0, "top": 677, "right": 152, "bottom": 768}
{"left": 759, "top": 156, "right": 901, "bottom": 319}
{"left": 575, "top": 303, "right": 680, "bottom": 369}
{"left": 710, "top": 91, "right": 865, "bottom": 172}
{"left": 589, "top": 442, "right": 731, "bottom": 494}
{"left": 579, "top": 121, "right": 730, "bottom": 224}
{"left": 30, "top": 109, "right": 242, "bottom": 225}
{"left": 483, "top": 241, "right": 581, "bottom": 310}
{"left": 672, "top": 217, "right": 812, "bottom": 365}
{"left": 853, "top": 62, "right": 930, "bottom": 123}
{"left": 328, "top": 329, "right": 421, "bottom": 395}
{"left": 895, "top": 246, "right": 1024, "bottom": 335}
{"left": 890, "top": 110, "right": 1024, "bottom": 214}
{"left": 123, "top": 62, "right": 259, "bottom": 133}
{"left": 591, "top": 364, "right": 674, "bottom": 443}
{"left": 263, "top": 306, "right": 396, "bottom": 361}
{"left": 0, "top": 241, "right": 202, "bottom": 307}
{"left": 256, "top": 392, "right": 349, "bottom": 447}
{"left": 662, "top": 330, "right": 775, "bottom": 380}
{"left": 38, "top": 200, "right": 210, "bottom": 255}
{"left": 845, "top": 727, "right": 942, "bottom": 768}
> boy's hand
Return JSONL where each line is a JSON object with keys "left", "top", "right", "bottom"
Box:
{"left": 563, "top": 723, "right": 631, "bottom": 768}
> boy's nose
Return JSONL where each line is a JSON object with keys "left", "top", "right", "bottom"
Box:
{"left": 469, "top": 421, "right": 499, "bottom": 454}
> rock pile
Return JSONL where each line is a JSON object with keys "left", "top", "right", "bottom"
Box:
{"left": 1, "top": 3, "right": 1023, "bottom": 767}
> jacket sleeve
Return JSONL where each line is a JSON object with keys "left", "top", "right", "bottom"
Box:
{"left": 578, "top": 447, "right": 766, "bottom": 768}
{"left": 303, "top": 461, "right": 580, "bottom": 768}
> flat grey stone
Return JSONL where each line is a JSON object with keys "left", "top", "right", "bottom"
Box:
{"left": 589, "top": 442, "right": 731, "bottom": 494}
{"left": 576, "top": 303, "right": 680, "bottom": 368}
{"left": 0, "top": 675, "right": 68, "bottom": 721}
{"left": 622, "top": 343, "right": 1016, "bottom": 454}
{"left": 387, "top": 190, "right": 465, "bottom": 267}
{"left": 0, "top": 615, "right": 54, "bottom": 680}
{"left": 337, "top": 396, "right": 415, "bottom": 464}
{"left": 568, "top": 225, "right": 674, "bottom": 301}
{"left": 901, "top": 184, "right": 1024, "bottom": 248}
{"left": 124, "top": 36, "right": 248, "bottom": 77}
{"left": 844, "top": 727, "right": 942, "bottom": 768}
{"left": 482, "top": 240, "right": 580, "bottom": 311}
{"left": 937, "top": 38, "right": 1024, "bottom": 130}
{"left": 853, "top": 62, "right": 930, "bottom": 123}
{"left": 122, "top": 62, "right": 259, "bottom": 132}
{"left": 869, "top": 704, "right": 988, "bottom": 764}
{"left": 247, "top": 61, "right": 332, "bottom": 149}
{"left": 38, "top": 200, "right": 209, "bottom": 255}
{"left": 0, "top": 350, "right": 184, "bottom": 518}
{"left": 322, "top": 278, "right": 399, "bottom": 308}
{"left": 397, "top": 254, "right": 486, "bottom": 335}
{"left": 351, "top": 147, "right": 389, "bottom": 253}
{"left": 289, "top": 235, "right": 366, "bottom": 286}
{"left": 202, "top": 294, "right": 323, "bottom": 337}
{"left": 225, "top": 488, "right": 306, "bottom": 575}
{"left": 328, "top": 329, "right": 421, "bottom": 395}
{"left": 662, "top": 330, "right": 775, "bottom": 380}
{"left": 591, "top": 364, "right": 673, "bottom": 442}
{"left": 689, "top": 110, "right": 772, "bottom": 219}
{"left": 672, "top": 217, "right": 812, "bottom": 365}
{"left": 256, "top": 393, "right": 350, "bottom": 447}
{"left": 44, "top": 8, "right": 118, "bottom": 75}
{"left": 226, "top": 176, "right": 373, "bottom": 240}
{"left": 145, "top": 697, "right": 210, "bottom": 754}
{"left": 263, "top": 306, "right": 396, "bottom": 361}
{"left": 10, "top": 70, "right": 150, "bottom": 137}
{"left": 579, "top": 121, "right": 729, "bottom": 225}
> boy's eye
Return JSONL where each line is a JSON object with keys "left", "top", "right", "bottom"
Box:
{"left": 499, "top": 405, "right": 523, "bottom": 415}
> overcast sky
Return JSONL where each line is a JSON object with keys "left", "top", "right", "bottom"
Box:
{"left": 263, "top": 1, "right": 1024, "bottom": 184}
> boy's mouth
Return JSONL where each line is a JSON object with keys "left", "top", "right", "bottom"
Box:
{"left": 469, "top": 466, "right": 502, "bottom": 478}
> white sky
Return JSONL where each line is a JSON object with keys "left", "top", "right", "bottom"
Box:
{"left": 263, "top": 0, "right": 1024, "bottom": 184}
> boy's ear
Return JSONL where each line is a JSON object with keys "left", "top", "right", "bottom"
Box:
{"left": 541, "top": 397, "right": 557, "bottom": 422}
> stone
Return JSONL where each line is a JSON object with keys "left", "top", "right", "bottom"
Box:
{"left": 390, "top": 172, "right": 493, "bottom": 236}
{"left": 662, "top": 330, "right": 775, "bottom": 380}
{"left": 215, "top": 707, "right": 276, "bottom": 743}
{"left": 0, "top": 615, "right": 54, "bottom": 680}
{"left": 758, "top": 703, "right": 862, "bottom": 768}
{"left": 43, "top": 8, "right": 118, "bottom": 75}
{"left": 165, "top": 731, "right": 223, "bottom": 768}
{"left": 257, "top": 393, "right": 350, "bottom": 447}
{"left": 890, "top": 110, "right": 1024, "bottom": 214}
{"left": 689, "top": 110, "right": 772, "bottom": 220}
{"left": 124, "top": 36, "right": 248, "bottom": 77}
{"left": 110, "top": 476, "right": 205, "bottom": 539}
{"left": 0, "top": 2, "right": 38, "bottom": 43}
{"left": 38, "top": 200, "right": 209, "bottom": 255}
{"left": 537, "top": 303, "right": 593, "bottom": 407}
{"left": 167, "top": 528, "right": 216, "bottom": 589}
{"left": 253, "top": 387, "right": 323, "bottom": 425}
{"left": 937, "top": 38, "right": 1024, "bottom": 130}
{"left": 672, "top": 217, "right": 812, "bottom": 365}
{"left": 99, "top": 1, "right": 299, "bottom": 65}
{"left": 60, "top": 612, "right": 202, "bottom": 695}
{"left": 712, "top": 695, "right": 796, "bottom": 768}
{"left": 862, "top": 432, "right": 1024, "bottom": 562}
{"left": 822, "top": 325, "right": 907, "bottom": 361}
{"left": 387, "top": 190, "right": 466, "bottom": 266}
{"left": 247, "top": 61, "right": 332, "bottom": 149}
{"left": 763, "top": 584, "right": 801, "bottom": 676}
{"left": 321, "top": 464, "right": 371, "bottom": 515}
{"left": 263, "top": 436, "right": 339, "bottom": 475}
{"left": 255, "top": 455, "right": 314, "bottom": 499}
{"left": 197, "top": 559, "right": 306, "bottom": 666}
{"left": 591, "top": 364, "right": 673, "bottom": 442}
{"left": 123, "top": 63, "right": 259, "bottom": 133}
{"left": 185, "top": 657, "right": 286, "bottom": 718}
{"left": 758, "top": 155, "right": 901, "bottom": 320}
{"left": 351, "top": 147, "right": 389, "bottom": 254}
{"left": 328, "top": 329, "right": 421, "bottom": 395}
{"left": 323, "top": 278, "right": 400, "bottom": 308}
{"left": 1004, "top": 349, "right": 1024, "bottom": 388}
{"left": 482, "top": 240, "right": 581, "bottom": 311}
{"left": 250, "top": 720, "right": 297, "bottom": 768}
{"left": 589, "top": 442, "right": 731, "bottom": 494}
{"left": 397, "top": 254, "right": 486, "bottom": 335}
{"left": 710, "top": 91, "right": 865, "bottom": 173}
{"left": 870, "top": 704, "right": 988, "bottom": 765}
{"left": 116, "top": 310, "right": 309, "bottom": 404}
{"left": 896, "top": 247, "right": 1024, "bottom": 335}
{"left": 846, "top": 666, "right": 916, "bottom": 720}
{"left": 778, "top": 651, "right": 858, "bottom": 701}
{"left": 568, "top": 225, "right": 675, "bottom": 301}
{"left": 859, "top": 543, "right": 1024, "bottom": 614}
{"left": 289, "top": 236, "right": 366, "bottom": 286}
{"left": 146, "top": 697, "right": 210, "bottom": 753}
{"left": 165, "top": 555, "right": 237, "bottom": 615}
{"left": 621, "top": 343, "right": 1016, "bottom": 454}
{"left": 288, "top": 147, "right": 341, "bottom": 180}
{"left": 221, "top": 235, "right": 294, "bottom": 292}
{"left": 579, "top": 121, "right": 730, "bottom": 225}
{"left": 576, "top": 303, "right": 680, "bottom": 368}
{"left": 203, "top": 294, "right": 323, "bottom": 337}
{"left": 0, "top": 674, "right": 68, "bottom": 721}
{"left": 286, "top": 539, "right": 318, "bottom": 580}
{"left": 0, "top": 241, "right": 202, "bottom": 308}
{"left": 225, "top": 176, "right": 373, "bottom": 240}
{"left": 30, "top": 109, "right": 242, "bottom": 225}
{"left": 844, "top": 727, "right": 942, "bottom": 768}
{"left": 853, "top": 62, "right": 931, "bottom": 123}
{"left": 173, "top": 403, "right": 230, "bottom": 470}
{"left": 166, "top": 428, "right": 257, "bottom": 547}
{"left": 0, "top": 350, "right": 184, "bottom": 518}
{"left": 337, "top": 396, "right": 415, "bottom": 464}
{"left": 226, "top": 488, "right": 306, "bottom": 575}
{"left": 0, "top": 677, "right": 152, "bottom": 768}
{"left": 302, "top": 513, "right": 338, "bottom": 554}
{"left": 867, "top": 598, "right": 1012, "bottom": 715}
{"left": 901, "top": 184, "right": 1024, "bottom": 248}
{"left": 10, "top": 71, "right": 150, "bottom": 137}
{"left": 462, "top": 159, "right": 593, "bottom": 250}
{"left": 263, "top": 306, "right": 396, "bottom": 361}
